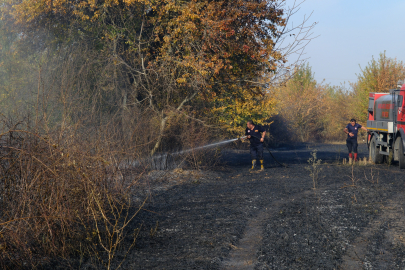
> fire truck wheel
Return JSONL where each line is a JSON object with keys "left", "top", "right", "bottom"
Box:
{"left": 384, "top": 151, "right": 393, "bottom": 165}
{"left": 398, "top": 138, "right": 405, "bottom": 169}
{"left": 370, "top": 136, "right": 383, "bottom": 164}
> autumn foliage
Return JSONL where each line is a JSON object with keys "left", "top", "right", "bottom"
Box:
{"left": 0, "top": 0, "right": 302, "bottom": 267}
{"left": 3, "top": 0, "right": 404, "bottom": 267}
{"left": 2, "top": 0, "right": 286, "bottom": 91}
{"left": 274, "top": 55, "right": 405, "bottom": 143}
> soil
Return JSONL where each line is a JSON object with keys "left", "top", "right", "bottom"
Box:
{"left": 80, "top": 142, "right": 405, "bottom": 269}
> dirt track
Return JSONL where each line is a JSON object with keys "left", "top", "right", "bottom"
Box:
{"left": 108, "top": 143, "right": 405, "bottom": 269}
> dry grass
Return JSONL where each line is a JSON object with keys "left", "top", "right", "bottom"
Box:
{"left": 0, "top": 117, "right": 150, "bottom": 269}
{"left": 0, "top": 108, "right": 222, "bottom": 269}
{"left": 0, "top": 40, "right": 224, "bottom": 269}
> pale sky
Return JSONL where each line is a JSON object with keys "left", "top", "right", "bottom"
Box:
{"left": 285, "top": 0, "right": 405, "bottom": 86}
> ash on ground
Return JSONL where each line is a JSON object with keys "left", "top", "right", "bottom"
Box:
{"left": 73, "top": 143, "right": 405, "bottom": 269}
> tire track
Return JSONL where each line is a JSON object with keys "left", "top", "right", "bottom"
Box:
{"left": 223, "top": 187, "right": 329, "bottom": 270}
{"left": 340, "top": 191, "right": 405, "bottom": 269}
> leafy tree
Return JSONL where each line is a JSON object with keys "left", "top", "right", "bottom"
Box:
{"left": 275, "top": 64, "right": 327, "bottom": 142}
{"left": 319, "top": 85, "right": 353, "bottom": 140}
{"left": 0, "top": 0, "right": 289, "bottom": 149}
{"left": 208, "top": 89, "right": 277, "bottom": 134}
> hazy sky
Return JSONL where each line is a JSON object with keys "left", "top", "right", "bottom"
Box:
{"left": 285, "top": 0, "right": 405, "bottom": 87}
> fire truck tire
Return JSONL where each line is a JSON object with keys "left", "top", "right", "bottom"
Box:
{"left": 385, "top": 151, "right": 393, "bottom": 165}
{"left": 398, "top": 137, "right": 405, "bottom": 169}
{"left": 370, "top": 136, "right": 383, "bottom": 164}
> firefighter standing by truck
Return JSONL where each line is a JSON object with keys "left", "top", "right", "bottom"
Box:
{"left": 344, "top": 118, "right": 368, "bottom": 161}
{"left": 245, "top": 120, "right": 266, "bottom": 170}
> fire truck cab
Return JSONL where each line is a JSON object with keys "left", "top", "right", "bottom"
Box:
{"left": 367, "top": 80, "right": 405, "bottom": 168}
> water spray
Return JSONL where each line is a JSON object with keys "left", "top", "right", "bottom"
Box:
{"left": 178, "top": 134, "right": 287, "bottom": 168}
{"left": 175, "top": 136, "right": 246, "bottom": 155}
{"left": 125, "top": 136, "right": 247, "bottom": 170}
{"left": 126, "top": 135, "right": 287, "bottom": 170}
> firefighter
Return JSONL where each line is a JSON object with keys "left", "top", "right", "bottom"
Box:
{"left": 245, "top": 120, "right": 266, "bottom": 170}
{"left": 344, "top": 118, "right": 367, "bottom": 161}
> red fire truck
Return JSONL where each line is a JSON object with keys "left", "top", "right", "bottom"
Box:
{"left": 368, "top": 80, "right": 405, "bottom": 168}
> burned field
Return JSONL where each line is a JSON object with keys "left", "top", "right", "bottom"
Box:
{"left": 90, "top": 143, "right": 405, "bottom": 269}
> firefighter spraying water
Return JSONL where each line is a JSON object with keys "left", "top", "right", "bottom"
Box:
{"left": 245, "top": 120, "right": 266, "bottom": 170}
{"left": 244, "top": 120, "right": 287, "bottom": 170}
{"left": 367, "top": 79, "right": 405, "bottom": 168}
{"left": 143, "top": 121, "right": 286, "bottom": 170}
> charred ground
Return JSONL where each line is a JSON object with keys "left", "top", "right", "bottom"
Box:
{"left": 76, "top": 142, "right": 405, "bottom": 269}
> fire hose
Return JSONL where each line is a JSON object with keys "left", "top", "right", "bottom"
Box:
{"left": 241, "top": 134, "right": 288, "bottom": 168}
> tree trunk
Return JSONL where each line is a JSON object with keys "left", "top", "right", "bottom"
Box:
{"left": 150, "top": 114, "right": 168, "bottom": 156}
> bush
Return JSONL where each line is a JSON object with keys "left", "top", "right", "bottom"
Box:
{"left": 0, "top": 118, "right": 145, "bottom": 269}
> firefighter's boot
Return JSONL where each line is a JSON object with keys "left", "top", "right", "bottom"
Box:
{"left": 251, "top": 159, "right": 257, "bottom": 170}
{"left": 260, "top": 160, "right": 264, "bottom": 171}
{"left": 354, "top": 153, "right": 358, "bottom": 162}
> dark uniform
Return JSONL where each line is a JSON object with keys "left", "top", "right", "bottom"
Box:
{"left": 245, "top": 125, "right": 265, "bottom": 169}
{"left": 346, "top": 123, "right": 362, "bottom": 154}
